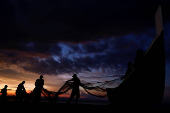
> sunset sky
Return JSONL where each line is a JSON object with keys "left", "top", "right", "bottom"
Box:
{"left": 0, "top": 0, "right": 170, "bottom": 102}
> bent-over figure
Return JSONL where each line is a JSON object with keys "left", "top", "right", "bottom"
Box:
{"left": 16, "top": 81, "right": 26, "bottom": 102}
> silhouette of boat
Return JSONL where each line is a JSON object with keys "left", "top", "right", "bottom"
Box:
{"left": 107, "top": 6, "right": 165, "bottom": 106}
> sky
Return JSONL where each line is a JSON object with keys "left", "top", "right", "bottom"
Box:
{"left": 0, "top": 0, "right": 170, "bottom": 102}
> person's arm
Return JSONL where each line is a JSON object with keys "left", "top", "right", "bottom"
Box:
{"left": 35, "top": 80, "right": 37, "bottom": 86}
{"left": 22, "top": 85, "right": 26, "bottom": 91}
{"left": 0, "top": 89, "right": 3, "bottom": 93}
{"left": 5, "top": 89, "right": 7, "bottom": 95}
{"left": 66, "top": 78, "right": 74, "bottom": 82}
{"left": 79, "top": 81, "right": 83, "bottom": 87}
{"left": 42, "top": 79, "right": 44, "bottom": 87}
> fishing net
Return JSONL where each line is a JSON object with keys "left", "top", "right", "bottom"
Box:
{"left": 38, "top": 81, "right": 74, "bottom": 103}
{"left": 39, "top": 77, "right": 124, "bottom": 103}
{"left": 23, "top": 75, "right": 126, "bottom": 103}
{"left": 80, "top": 77, "right": 123, "bottom": 98}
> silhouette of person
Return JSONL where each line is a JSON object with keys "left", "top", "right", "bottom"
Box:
{"left": 34, "top": 75, "right": 44, "bottom": 102}
{"left": 1, "top": 85, "right": 8, "bottom": 102}
{"left": 134, "top": 49, "right": 144, "bottom": 69}
{"left": 16, "top": 81, "right": 26, "bottom": 102}
{"left": 121, "top": 62, "right": 134, "bottom": 80}
{"left": 67, "top": 74, "right": 81, "bottom": 104}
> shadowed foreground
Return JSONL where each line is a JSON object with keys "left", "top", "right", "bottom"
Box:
{"left": 0, "top": 101, "right": 169, "bottom": 112}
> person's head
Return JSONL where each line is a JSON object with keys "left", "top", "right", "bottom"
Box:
{"left": 22, "top": 81, "right": 25, "bottom": 84}
{"left": 40, "top": 75, "right": 43, "bottom": 79}
{"left": 127, "top": 62, "right": 133, "bottom": 67}
{"left": 72, "top": 74, "right": 77, "bottom": 78}
{"left": 4, "top": 85, "right": 8, "bottom": 88}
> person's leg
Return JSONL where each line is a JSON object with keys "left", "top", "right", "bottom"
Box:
{"left": 75, "top": 92, "right": 80, "bottom": 104}
{"left": 75, "top": 97, "right": 78, "bottom": 104}
{"left": 67, "top": 93, "right": 75, "bottom": 104}
{"left": 34, "top": 91, "right": 41, "bottom": 103}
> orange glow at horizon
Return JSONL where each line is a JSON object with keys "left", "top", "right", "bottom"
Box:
{"left": 58, "top": 94, "right": 86, "bottom": 98}
{"left": 3, "top": 90, "right": 86, "bottom": 99}
{"left": 0, "top": 70, "right": 89, "bottom": 99}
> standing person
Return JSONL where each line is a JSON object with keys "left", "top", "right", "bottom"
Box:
{"left": 1, "top": 85, "right": 8, "bottom": 102}
{"left": 16, "top": 81, "right": 26, "bottom": 102}
{"left": 121, "top": 62, "right": 134, "bottom": 80}
{"left": 67, "top": 74, "right": 81, "bottom": 104}
{"left": 34, "top": 75, "right": 44, "bottom": 102}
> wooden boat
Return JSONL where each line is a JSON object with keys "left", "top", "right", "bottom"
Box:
{"left": 106, "top": 6, "right": 165, "bottom": 105}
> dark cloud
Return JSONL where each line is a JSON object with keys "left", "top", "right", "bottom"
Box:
{"left": 0, "top": 0, "right": 169, "bottom": 63}
{"left": 0, "top": 49, "right": 125, "bottom": 76}
{"left": 0, "top": 0, "right": 170, "bottom": 79}
{"left": 82, "top": 42, "right": 108, "bottom": 53}
{"left": 1, "top": 0, "right": 169, "bottom": 46}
